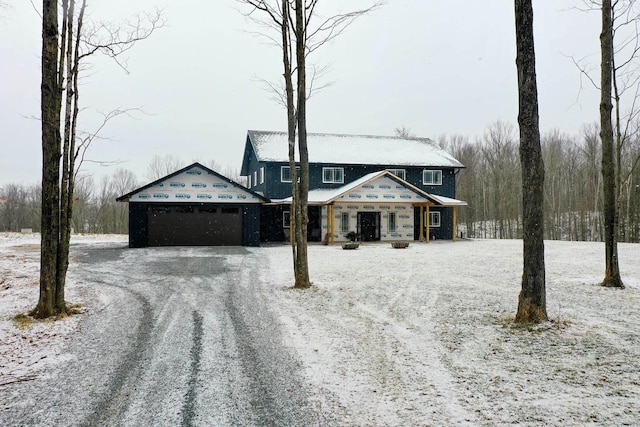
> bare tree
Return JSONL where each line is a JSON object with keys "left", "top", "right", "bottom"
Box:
{"left": 514, "top": 0, "right": 548, "bottom": 323}
{"left": 145, "top": 154, "right": 184, "bottom": 181}
{"left": 240, "top": 0, "right": 382, "bottom": 288}
{"left": 394, "top": 125, "right": 414, "bottom": 139}
{"left": 34, "top": 0, "right": 163, "bottom": 318}
{"left": 601, "top": 0, "right": 624, "bottom": 287}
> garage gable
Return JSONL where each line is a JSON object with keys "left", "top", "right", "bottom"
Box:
{"left": 118, "top": 163, "right": 266, "bottom": 203}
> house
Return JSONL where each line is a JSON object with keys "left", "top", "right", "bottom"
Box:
{"left": 240, "top": 130, "right": 466, "bottom": 243}
{"left": 116, "top": 162, "right": 267, "bottom": 247}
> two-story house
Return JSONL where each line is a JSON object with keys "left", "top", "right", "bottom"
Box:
{"left": 240, "top": 130, "right": 466, "bottom": 243}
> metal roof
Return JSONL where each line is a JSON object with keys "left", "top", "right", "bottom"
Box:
{"left": 246, "top": 130, "right": 465, "bottom": 168}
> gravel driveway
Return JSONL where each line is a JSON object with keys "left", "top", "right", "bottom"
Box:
{"left": 2, "top": 242, "right": 319, "bottom": 426}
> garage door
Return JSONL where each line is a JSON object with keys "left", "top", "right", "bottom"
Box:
{"left": 147, "top": 205, "right": 243, "bottom": 246}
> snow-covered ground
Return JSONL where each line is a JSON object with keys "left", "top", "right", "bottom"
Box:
{"left": 2, "top": 233, "right": 640, "bottom": 425}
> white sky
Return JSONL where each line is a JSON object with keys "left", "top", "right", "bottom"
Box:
{"left": 0, "top": 0, "right": 601, "bottom": 189}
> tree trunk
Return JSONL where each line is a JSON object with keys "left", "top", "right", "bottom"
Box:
{"left": 600, "top": 0, "right": 624, "bottom": 288}
{"left": 34, "top": 0, "right": 61, "bottom": 319}
{"left": 294, "top": 0, "right": 311, "bottom": 288}
{"left": 514, "top": 0, "right": 548, "bottom": 323}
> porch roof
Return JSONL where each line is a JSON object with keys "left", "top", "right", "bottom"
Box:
{"left": 269, "top": 170, "right": 467, "bottom": 207}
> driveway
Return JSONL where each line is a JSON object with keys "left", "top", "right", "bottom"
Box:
{"left": 2, "top": 242, "right": 319, "bottom": 426}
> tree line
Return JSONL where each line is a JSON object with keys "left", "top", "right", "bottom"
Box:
{"left": 442, "top": 121, "right": 640, "bottom": 243}
{"left": 0, "top": 155, "right": 241, "bottom": 235}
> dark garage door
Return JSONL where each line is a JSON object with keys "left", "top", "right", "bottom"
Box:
{"left": 147, "top": 205, "right": 243, "bottom": 246}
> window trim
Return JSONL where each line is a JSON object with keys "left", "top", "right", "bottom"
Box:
{"left": 248, "top": 174, "right": 252, "bottom": 188}
{"left": 388, "top": 212, "right": 397, "bottom": 233}
{"left": 388, "top": 169, "right": 406, "bottom": 180}
{"left": 429, "top": 211, "right": 441, "bottom": 228}
{"left": 422, "top": 169, "right": 443, "bottom": 186}
{"left": 340, "top": 212, "right": 350, "bottom": 233}
{"left": 281, "top": 166, "right": 300, "bottom": 183}
{"left": 260, "top": 167, "right": 265, "bottom": 184}
{"left": 254, "top": 171, "right": 258, "bottom": 186}
{"left": 283, "top": 210, "right": 291, "bottom": 228}
{"left": 322, "top": 167, "right": 345, "bottom": 184}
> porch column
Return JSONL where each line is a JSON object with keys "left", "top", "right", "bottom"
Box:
{"left": 328, "top": 204, "right": 335, "bottom": 244}
{"left": 419, "top": 205, "right": 425, "bottom": 242}
{"left": 426, "top": 204, "right": 430, "bottom": 242}
{"left": 452, "top": 206, "right": 458, "bottom": 241}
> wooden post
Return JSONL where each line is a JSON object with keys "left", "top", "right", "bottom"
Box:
{"left": 328, "top": 204, "right": 335, "bottom": 244}
{"left": 426, "top": 204, "right": 430, "bottom": 242}
{"left": 453, "top": 206, "right": 458, "bottom": 241}
{"left": 419, "top": 205, "right": 425, "bottom": 242}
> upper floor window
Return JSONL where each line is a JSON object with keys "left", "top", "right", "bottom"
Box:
{"left": 260, "top": 167, "right": 265, "bottom": 184}
{"left": 423, "top": 170, "right": 442, "bottom": 186}
{"left": 281, "top": 166, "right": 300, "bottom": 183}
{"left": 323, "top": 167, "right": 344, "bottom": 184}
{"left": 253, "top": 171, "right": 258, "bottom": 186}
{"left": 248, "top": 174, "right": 252, "bottom": 188}
{"left": 388, "top": 169, "right": 406, "bottom": 180}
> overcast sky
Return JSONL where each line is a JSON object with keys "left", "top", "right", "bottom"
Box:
{"left": 0, "top": 0, "right": 601, "bottom": 189}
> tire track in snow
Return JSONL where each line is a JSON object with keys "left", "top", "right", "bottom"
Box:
{"left": 82, "top": 282, "right": 155, "bottom": 427}
{"left": 180, "top": 310, "right": 203, "bottom": 427}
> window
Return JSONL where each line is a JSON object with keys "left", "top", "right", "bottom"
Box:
{"left": 423, "top": 170, "right": 442, "bottom": 185}
{"left": 323, "top": 167, "right": 344, "bottom": 184}
{"left": 254, "top": 171, "right": 258, "bottom": 186}
{"left": 389, "top": 169, "right": 406, "bottom": 180}
{"left": 283, "top": 210, "right": 291, "bottom": 228}
{"left": 388, "top": 212, "right": 397, "bottom": 232}
{"left": 429, "top": 211, "right": 441, "bottom": 228}
{"left": 248, "top": 174, "right": 252, "bottom": 188}
{"left": 340, "top": 212, "right": 350, "bottom": 233}
{"left": 260, "top": 167, "right": 265, "bottom": 184}
{"left": 281, "top": 166, "right": 300, "bottom": 183}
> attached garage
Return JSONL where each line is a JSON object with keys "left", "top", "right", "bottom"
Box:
{"left": 117, "top": 163, "right": 266, "bottom": 248}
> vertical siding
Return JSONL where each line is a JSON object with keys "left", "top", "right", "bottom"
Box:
{"left": 242, "top": 205, "right": 261, "bottom": 246}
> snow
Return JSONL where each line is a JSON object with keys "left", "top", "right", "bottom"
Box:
{"left": 2, "top": 234, "right": 640, "bottom": 425}
{"left": 248, "top": 130, "right": 465, "bottom": 168}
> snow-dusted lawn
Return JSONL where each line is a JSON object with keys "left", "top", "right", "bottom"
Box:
{"left": 2, "top": 234, "right": 640, "bottom": 425}
{"left": 254, "top": 239, "right": 640, "bottom": 426}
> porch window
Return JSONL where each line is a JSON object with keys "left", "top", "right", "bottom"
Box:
{"left": 340, "top": 212, "right": 350, "bottom": 233}
{"left": 323, "top": 167, "right": 344, "bottom": 184}
{"left": 429, "top": 211, "right": 441, "bottom": 228}
{"left": 388, "top": 169, "right": 406, "bottom": 180}
{"left": 423, "top": 170, "right": 442, "bottom": 185}
{"left": 388, "top": 212, "right": 397, "bottom": 232}
{"left": 281, "top": 166, "right": 300, "bottom": 183}
{"left": 283, "top": 210, "right": 291, "bottom": 228}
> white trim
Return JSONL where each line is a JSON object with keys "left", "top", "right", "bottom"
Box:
{"left": 248, "top": 175, "right": 252, "bottom": 188}
{"left": 388, "top": 169, "right": 406, "bottom": 180}
{"left": 388, "top": 211, "right": 397, "bottom": 232}
{"left": 423, "top": 169, "right": 442, "bottom": 186}
{"left": 429, "top": 211, "right": 441, "bottom": 228}
{"left": 281, "top": 166, "right": 300, "bottom": 183}
{"left": 260, "top": 167, "right": 265, "bottom": 184}
{"left": 322, "top": 167, "right": 345, "bottom": 184}
{"left": 340, "top": 211, "right": 350, "bottom": 233}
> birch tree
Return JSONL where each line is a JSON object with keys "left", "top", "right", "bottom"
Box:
{"left": 34, "top": 1, "right": 162, "bottom": 318}
{"left": 514, "top": 0, "right": 548, "bottom": 323}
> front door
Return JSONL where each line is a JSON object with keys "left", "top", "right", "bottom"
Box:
{"left": 357, "top": 212, "right": 380, "bottom": 241}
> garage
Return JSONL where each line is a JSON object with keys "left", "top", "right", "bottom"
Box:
{"left": 117, "top": 163, "right": 266, "bottom": 248}
{"left": 146, "top": 205, "right": 243, "bottom": 246}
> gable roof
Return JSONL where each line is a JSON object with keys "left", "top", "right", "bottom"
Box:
{"left": 271, "top": 170, "right": 467, "bottom": 206}
{"left": 116, "top": 162, "right": 268, "bottom": 203}
{"left": 242, "top": 130, "right": 465, "bottom": 172}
